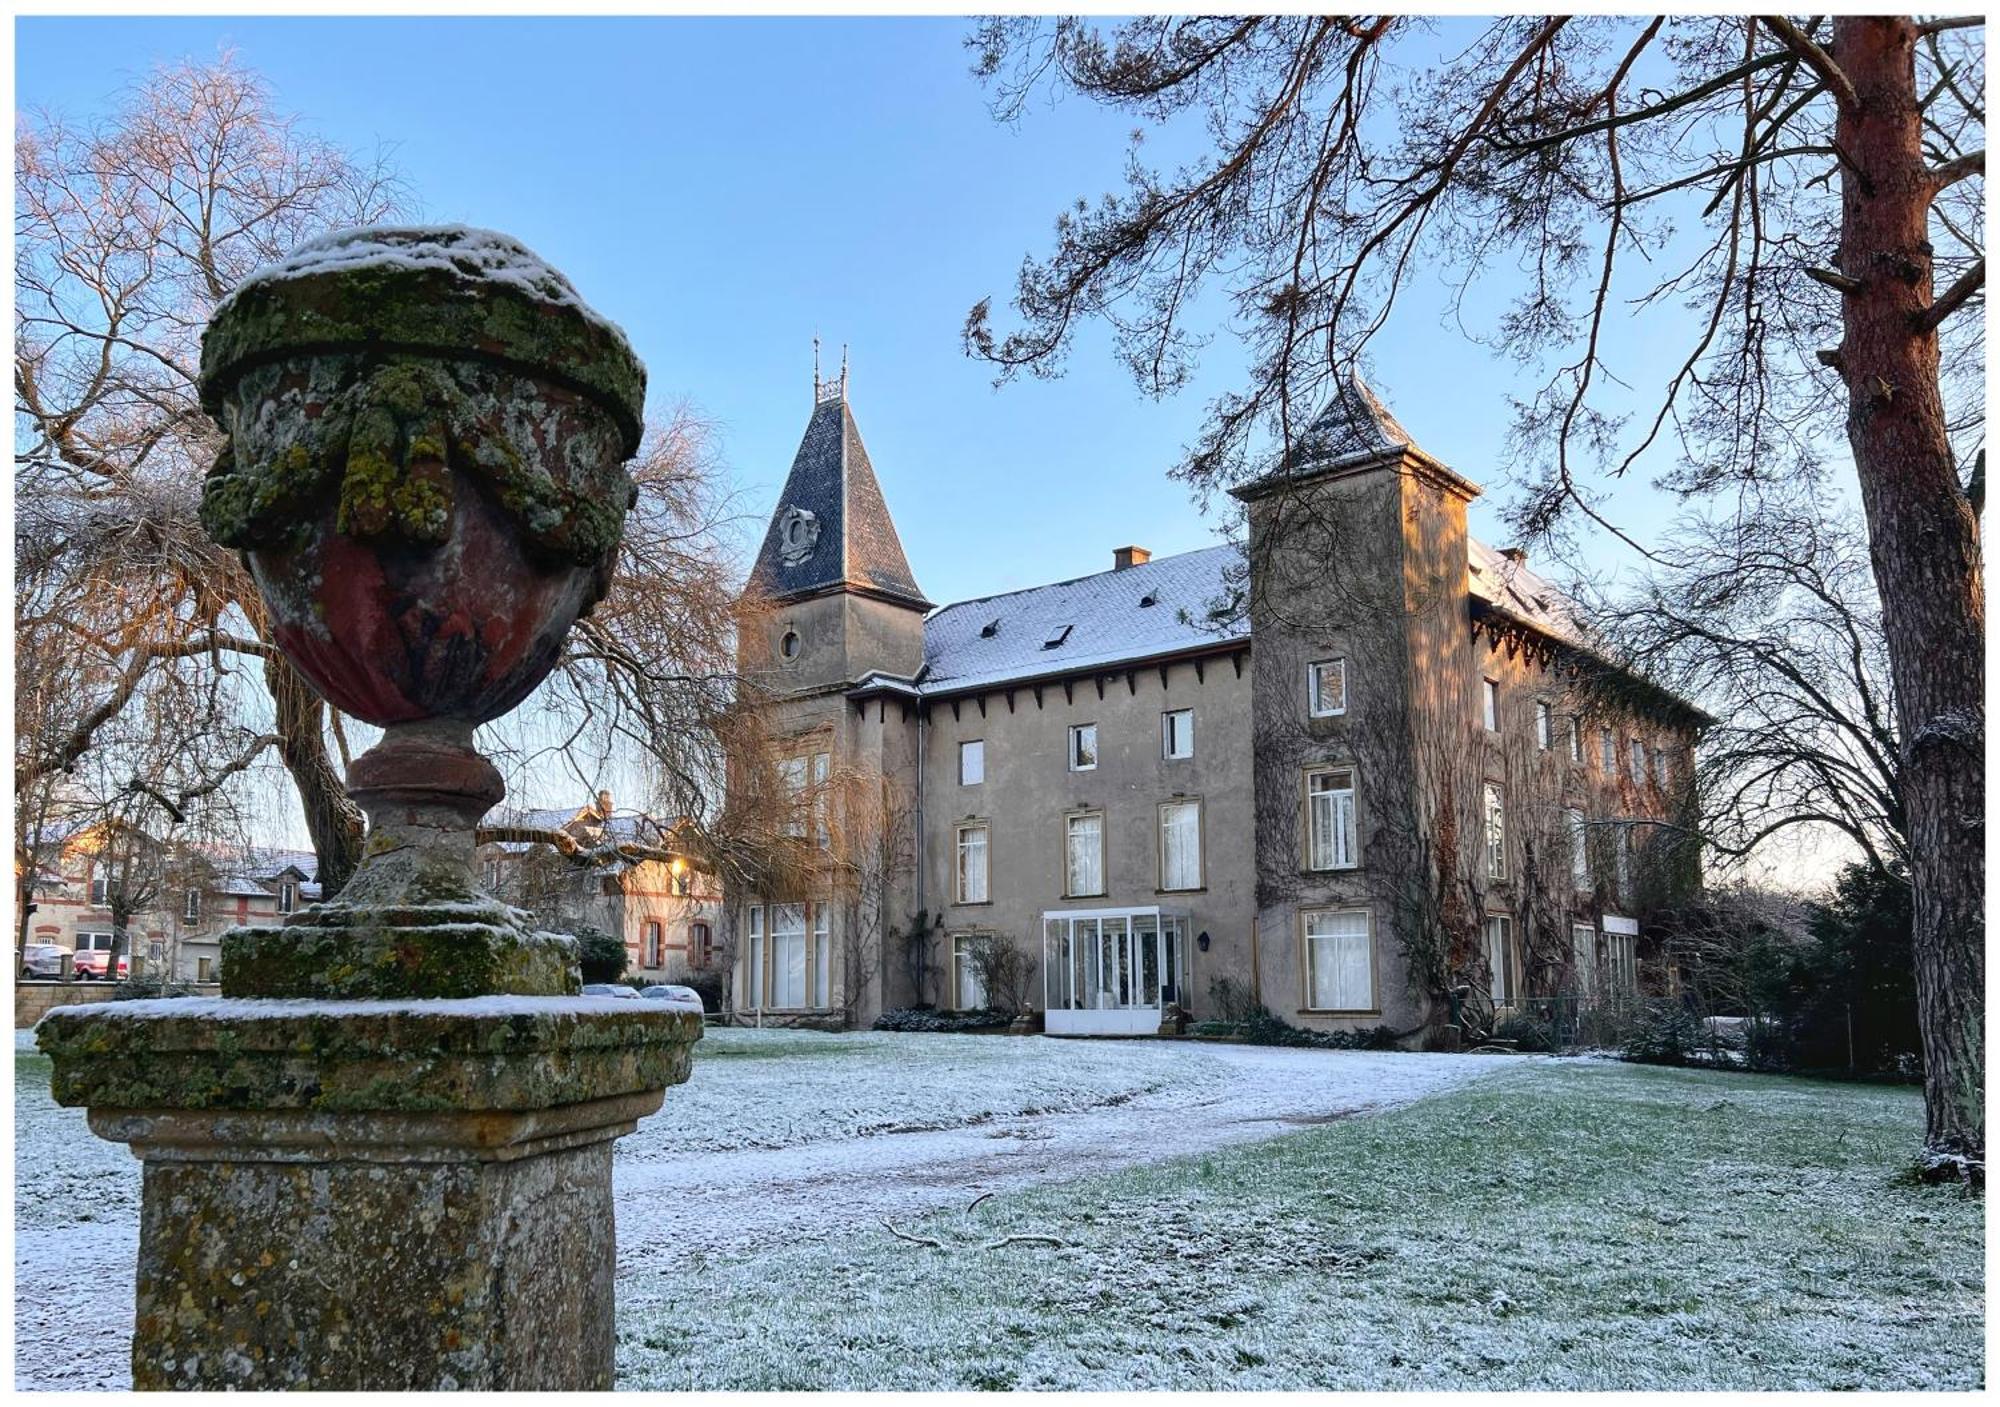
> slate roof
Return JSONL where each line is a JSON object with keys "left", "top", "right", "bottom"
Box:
{"left": 1286, "top": 369, "right": 1417, "bottom": 469}
{"left": 875, "top": 545, "right": 1249, "bottom": 698}
{"left": 746, "top": 394, "right": 930, "bottom": 610}
{"left": 859, "top": 534, "right": 1584, "bottom": 700}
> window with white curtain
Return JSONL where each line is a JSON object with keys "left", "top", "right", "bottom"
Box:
{"left": 1304, "top": 909, "right": 1373, "bottom": 1011}
{"left": 1065, "top": 812, "right": 1104, "bottom": 896}
{"left": 771, "top": 903, "right": 807, "bottom": 1008}
{"left": 744, "top": 906, "right": 765, "bottom": 1008}
{"left": 1306, "top": 767, "right": 1357, "bottom": 870}
{"left": 956, "top": 822, "right": 989, "bottom": 904}
{"left": 1159, "top": 800, "right": 1202, "bottom": 890}
{"left": 1483, "top": 783, "right": 1506, "bottom": 880}
{"left": 1485, "top": 914, "right": 1513, "bottom": 1005}
{"left": 953, "top": 934, "right": 989, "bottom": 1011}
{"left": 1567, "top": 808, "right": 1589, "bottom": 888}
{"left": 812, "top": 905, "right": 830, "bottom": 1009}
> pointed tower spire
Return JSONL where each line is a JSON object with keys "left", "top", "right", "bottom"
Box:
{"left": 748, "top": 368, "right": 928, "bottom": 611}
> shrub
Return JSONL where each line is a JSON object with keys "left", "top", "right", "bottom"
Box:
{"left": 679, "top": 966, "right": 727, "bottom": 1014}
{"left": 1493, "top": 1012, "right": 1556, "bottom": 1053}
{"left": 872, "top": 1006, "right": 1011, "bottom": 1033}
{"left": 1621, "top": 999, "right": 1706, "bottom": 1066}
{"left": 1206, "top": 976, "right": 1256, "bottom": 1024}
{"left": 1241, "top": 1005, "right": 1401, "bottom": 1051}
{"left": 570, "top": 925, "right": 626, "bottom": 984}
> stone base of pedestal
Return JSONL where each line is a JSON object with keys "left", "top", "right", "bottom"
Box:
{"left": 36, "top": 996, "right": 700, "bottom": 1391}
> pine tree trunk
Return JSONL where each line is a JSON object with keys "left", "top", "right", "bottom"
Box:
{"left": 1831, "top": 16, "right": 1985, "bottom": 1180}
{"left": 265, "top": 653, "right": 365, "bottom": 902}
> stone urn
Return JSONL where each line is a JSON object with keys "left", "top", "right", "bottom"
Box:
{"left": 195, "top": 223, "right": 651, "bottom": 998}
{"left": 37, "top": 227, "right": 702, "bottom": 1390}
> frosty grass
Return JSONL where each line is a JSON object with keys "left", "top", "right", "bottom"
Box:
{"left": 13, "top": 1027, "right": 1981, "bottom": 1391}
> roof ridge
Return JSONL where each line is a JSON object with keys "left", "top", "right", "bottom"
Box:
{"left": 928, "top": 542, "right": 1237, "bottom": 616}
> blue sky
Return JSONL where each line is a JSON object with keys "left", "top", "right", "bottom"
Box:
{"left": 17, "top": 16, "right": 1848, "bottom": 881}
{"left": 17, "top": 14, "right": 1694, "bottom": 605}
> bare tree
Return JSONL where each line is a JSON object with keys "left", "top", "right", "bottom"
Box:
{"left": 966, "top": 13, "right": 1983, "bottom": 1175}
{"left": 15, "top": 54, "right": 408, "bottom": 895}
{"left": 1586, "top": 497, "right": 1904, "bottom": 883}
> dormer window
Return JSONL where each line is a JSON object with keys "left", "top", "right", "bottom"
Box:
{"left": 278, "top": 881, "right": 298, "bottom": 914}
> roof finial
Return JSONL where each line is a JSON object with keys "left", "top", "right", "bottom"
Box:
{"left": 814, "top": 338, "right": 848, "bottom": 405}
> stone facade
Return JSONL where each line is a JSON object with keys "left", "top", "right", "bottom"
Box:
{"left": 730, "top": 370, "right": 1703, "bottom": 1039}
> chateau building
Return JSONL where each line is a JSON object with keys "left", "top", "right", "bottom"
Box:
{"left": 730, "top": 367, "right": 1704, "bottom": 1038}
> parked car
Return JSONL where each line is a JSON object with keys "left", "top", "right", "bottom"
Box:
{"left": 19, "top": 944, "right": 66, "bottom": 979}
{"left": 640, "top": 985, "right": 705, "bottom": 1012}
{"left": 581, "top": 983, "right": 640, "bottom": 999}
{"left": 72, "top": 950, "right": 131, "bottom": 980}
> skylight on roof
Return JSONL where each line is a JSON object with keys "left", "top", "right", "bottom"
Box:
{"left": 1042, "top": 624, "right": 1074, "bottom": 650}
{"left": 979, "top": 618, "right": 1001, "bottom": 638}
{"left": 1138, "top": 593, "right": 1158, "bottom": 608}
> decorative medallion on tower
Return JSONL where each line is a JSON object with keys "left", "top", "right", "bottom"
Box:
{"left": 778, "top": 505, "right": 820, "bottom": 563}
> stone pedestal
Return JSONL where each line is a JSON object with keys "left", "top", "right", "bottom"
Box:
{"left": 38, "top": 996, "right": 700, "bottom": 1390}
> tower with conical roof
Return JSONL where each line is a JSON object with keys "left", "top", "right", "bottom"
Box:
{"left": 741, "top": 352, "right": 930, "bottom": 692}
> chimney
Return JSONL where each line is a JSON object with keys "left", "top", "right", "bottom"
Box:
{"left": 1113, "top": 545, "right": 1151, "bottom": 571}
{"left": 594, "top": 789, "right": 614, "bottom": 818}
{"left": 1500, "top": 546, "right": 1528, "bottom": 567}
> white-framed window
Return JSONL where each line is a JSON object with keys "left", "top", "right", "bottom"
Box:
{"left": 1303, "top": 909, "right": 1373, "bottom": 1012}
{"left": 778, "top": 756, "right": 808, "bottom": 837}
{"left": 812, "top": 751, "right": 831, "bottom": 847}
{"left": 483, "top": 857, "right": 502, "bottom": 890}
{"left": 1629, "top": 737, "right": 1647, "bottom": 784}
{"left": 1482, "top": 782, "right": 1506, "bottom": 881}
{"left": 1306, "top": 767, "right": 1357, "bottom": 871}
{"left": 1606, "top": 931, "right": 1638, "bottom": 993}
{"left": 1159, "top": 799, "right": 1202, "bottom": 891}
{"left": 1570, "top": 923, "right": 1597, "bottom": 995}
{"left": 643, "top": 919, "right": 664, "bottom": 968}
{"left": 813, "top": 905, "right": 831, "bottom": 1009}
{"left": 1484, "top": 914, "right": 1514, "bottom": 1006}
{"left": 1482, "top": 678, "right": 1500, "bottom": 732}
{"left": 277, "top": 881, "right": 298, "bottom": 914}
{"left": 183, "top": 889, "right": 201, "bottom": 923}
{"left": 952, "top": 934, "right": 989, "bottom": 1012}
{"left": 1068, "top": 723, "right": 1099, "bottom": 771}
{"left": 1567, "top": 808, "right": 1589, "bottom": 888}
{"left": 1600, "top": 727, "right": 1616, "bottom": 771}
{"left": 955, "top": 822, "right": 989, "bottom": 904}
{"left": 1162, "top": 708, "right": 1194, "bottom": 760}
{"left": 1535, "top": 701, "right": 1552, "bottom": 751}
{"left": 960, "top": 739, "right": 984, "bottom": 786}
{"left": 1654, "top": 746, "right": 1671, "bottom": 788}
{"left": 1568, "top": 716, "right": 1584, "bottom": 763}
{"left": 770, "top": 903, "right": 807, "bottom": 1008}
{"left": 1064, "top": 812, "right": 1104, "bottom": 896}
{"left": 1308, "top": 658, "right": 1347, "bottom": 717}
{"left": 89, "top": 868, "right": 108, "bottom": 907}
{"left": 744, "top": 906, "right": 765, "bottom": 1008}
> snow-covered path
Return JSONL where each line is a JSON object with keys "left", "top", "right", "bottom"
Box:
{"left": 14, "top": 1027, "right": 1510, "bottom": 1390}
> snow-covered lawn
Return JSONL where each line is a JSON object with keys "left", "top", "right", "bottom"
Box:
{"left": 13, "top": 1025, "right": 1497, "bottom": 1390}
{"left": 614, "top": 1059, "right": 1983, "bottom": 1391}
{"left": 16, "top": 1028, "right": 1978, "bottom": 1390}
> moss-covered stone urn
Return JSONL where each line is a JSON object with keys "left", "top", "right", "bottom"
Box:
{"left": 35, "top": 228, "right": 702, "bottom": 1391}
{"left": 195, "top": 225, "right": 650, "bottom": 998}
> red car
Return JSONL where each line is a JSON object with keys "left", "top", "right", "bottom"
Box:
{"left": 70, "top": 935, "right": 130, "bottom": 980}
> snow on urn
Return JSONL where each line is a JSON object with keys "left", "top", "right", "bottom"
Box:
{"left": 196, "top": 225, "right": 649, "bottom": 997}
{"left": 36, "top": 227, "right": 701, "bottom": 1391}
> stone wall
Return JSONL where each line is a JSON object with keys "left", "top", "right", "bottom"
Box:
{"left": 15, "top": 982, "right": 222, "bottom": 1028}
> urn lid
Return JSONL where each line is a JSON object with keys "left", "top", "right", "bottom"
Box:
{"left": 199, "top": 225, "right": 647, "bottom": 454}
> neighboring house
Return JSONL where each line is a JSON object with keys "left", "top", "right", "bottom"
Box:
{"left": 477, "top": 791, "right": 724, "bottom": 983}
{"left": 17, "top": 828, "right": 318, "bottom": 983}
{"left": 727, "top": 365, "right": 1705, "bottom": 1037}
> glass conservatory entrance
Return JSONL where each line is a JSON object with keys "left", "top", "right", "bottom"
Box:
{"left": 1041, "top": 907, "right": 1191, "bottom": 1036}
